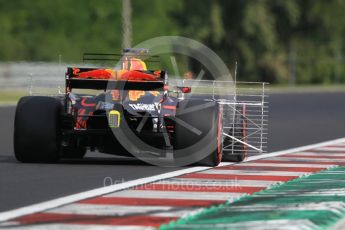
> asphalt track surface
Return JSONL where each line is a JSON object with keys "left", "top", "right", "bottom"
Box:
{"left": 0, "top": 91, "right": 345, "bottom": 212}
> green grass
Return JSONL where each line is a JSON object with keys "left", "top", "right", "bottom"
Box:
{"left": 268, "top": 84, "right": 345, "bottom": 93}
{"left": 0, "top": 90, "right": 27, "bottom": 104}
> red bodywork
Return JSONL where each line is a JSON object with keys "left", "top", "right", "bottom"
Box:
{"left": 72, "top": 68, "right": 161, "bottom": 81}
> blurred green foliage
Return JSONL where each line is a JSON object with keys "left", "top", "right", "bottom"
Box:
{"left": 0, "top": 0, "right": 344, "bottom": 84}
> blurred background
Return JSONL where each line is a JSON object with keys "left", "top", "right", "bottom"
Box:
{"left": 1, "top": 1, "right": 345, "bottom": 210}
{"left": 1, "top": 0, "right": 345, "bottom": 86}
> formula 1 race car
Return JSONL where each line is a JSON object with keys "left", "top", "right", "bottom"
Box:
{"left": 14, "top": 49, "right": 260, "bottom": 166}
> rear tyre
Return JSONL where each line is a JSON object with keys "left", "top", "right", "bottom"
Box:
{"left": 174, "top": 100, "right": 223, "bottom": 167}
{"left": 222, "top": 104, "right": 247, "bottom": 162}
{"left": 14, "top": 96, "right": 62, "bottom": 163}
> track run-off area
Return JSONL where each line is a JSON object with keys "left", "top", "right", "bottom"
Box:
{"left": 1, "top": 138, "right": 345, "bottom": 229}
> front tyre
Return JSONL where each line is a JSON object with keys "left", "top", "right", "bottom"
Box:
{"left": 14, "top": 96, "right": 62, "bottom": 163}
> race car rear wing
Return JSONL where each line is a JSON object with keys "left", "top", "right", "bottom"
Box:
{"left": 65, "top": 67, "right": 165, "bottom": 92}
{"left": 67, "top": 79, "right": 164, "bottom": 91}
{"left": 82, "top": 52, "right": 160, "bottom": 63}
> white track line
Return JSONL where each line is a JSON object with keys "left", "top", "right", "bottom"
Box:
{"left": 0, "top": 137, "right": 345, "bottom": 222}
{"left": 316, "top": 147, "right": 345, "bottom": 151}
{"left": 199, "top": 169, "right": 307, "bottom": 176}
{"left": 157, "top": 179, "right": 277, "bottom": 187}
{"left": 240, "top": 162, "right": 335, "bottom": 168}
{"left": 244, "top": 137, "right": 345, "bottom": 162}
{"left": 294, "top": 151, "right": 345, "bottom": 156}
{"left": 268, "top": 157, "right": 345, "bottom": 162}
{"left": 45, "top": 203, "right": 197, "bottom": 217}
{"left": 176, "top": 219, "right": 318, "bottom": 230}
{"left": 223, "top": 201, "right": 345, "bottom": 213}
{"left": 0, "top": 224, "right": 154, "bottom": 230}
{"left": 328, "top": 144, "right": 345, "bottom": 147}
{"left": 105, "top": 190, "right": 244, "bottom": 200}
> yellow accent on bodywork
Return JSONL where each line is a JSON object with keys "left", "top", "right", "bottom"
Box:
{"left": 108, "top": 110, "right": 120, "bottom": 128}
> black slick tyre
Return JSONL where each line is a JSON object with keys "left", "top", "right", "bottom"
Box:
{"left": 174, "top": 100, "right": 223, "bottom": 167}
{"left": 14, "top": 96, "right": 62, "bottom": 163}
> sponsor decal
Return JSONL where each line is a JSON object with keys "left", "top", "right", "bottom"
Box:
{"left": 128, "top": 90, "right": 145, "bottom": 101}
{"left": 108, "top": 110, "right": 120, "bottom": 128}
{"left": 129, "top": 103, "right": 156, "bottom": 111}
